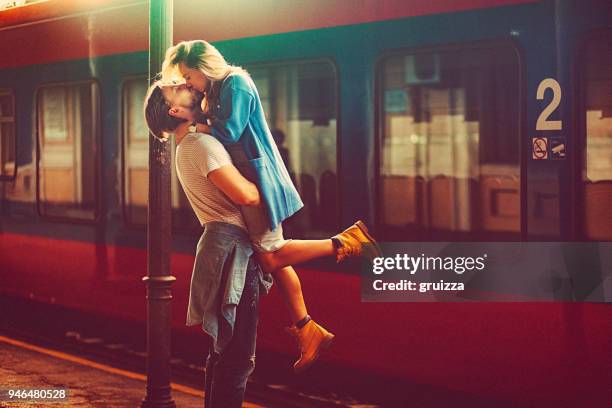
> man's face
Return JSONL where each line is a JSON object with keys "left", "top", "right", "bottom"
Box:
{"left": 160, "top": 83, "right": 202, "bottom": 111}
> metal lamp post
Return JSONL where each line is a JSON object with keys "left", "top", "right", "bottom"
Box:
{"left": 141, "top": 0, "right": 175, "bottom": 407}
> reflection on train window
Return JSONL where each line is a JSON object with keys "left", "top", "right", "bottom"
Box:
{"left": 122, "top": 78, "right": 200, "bottom": 232}
{"left": 378, "top": 46, "right": 520, "bottom": 239}
{"left": 247, "top": 61, "right": 338, "bottom": 237}
{"left": 37, "top": 82, "right": 99, "bottom": 220}
{"left": 583, "top": 33, "right": 612, "bottom": 240}
{"left": 0, "top": 89, "right": 16, "bottom": 180}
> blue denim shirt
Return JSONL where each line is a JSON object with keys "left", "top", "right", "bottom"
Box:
{"left": 186, "top": 221, "right": 273, "bottom": 353}
{"left": 209, "top": 73, "right": 304, "bottom": 230}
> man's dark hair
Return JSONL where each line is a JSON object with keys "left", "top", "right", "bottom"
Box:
{"left": 143, "top": 83, "right": 183, "bottom": 139}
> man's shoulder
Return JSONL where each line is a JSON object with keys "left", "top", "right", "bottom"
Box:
{"left": 186, "top": 133, "right": 230, "bottom": 163}
{"left": 185, "top": 132, "right": 223, "bottom": 150}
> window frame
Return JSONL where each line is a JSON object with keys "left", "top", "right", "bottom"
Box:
{"left": 35, "top": 79, "right": 102, "bottom": 224}
{"left": 373, "top": 39, "right": 526, "bottom": 240}
{"left": 0, "top": 88, "right": 18, "bottom": 182}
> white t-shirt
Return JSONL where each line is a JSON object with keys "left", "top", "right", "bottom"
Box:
{"left": 175, "top": 132, "right": 247, "bottom": 230}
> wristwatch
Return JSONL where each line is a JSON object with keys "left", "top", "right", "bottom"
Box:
{"left": 188, "top": 122, "right": 197, "bottom": 133}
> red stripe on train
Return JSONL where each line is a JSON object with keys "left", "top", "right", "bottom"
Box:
{"left": 1, "top": 231, "right": 610, "bottom": 406}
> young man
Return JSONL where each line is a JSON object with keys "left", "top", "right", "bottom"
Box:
{"left": 144, "top": 82, "right": 269, "bottom": 408}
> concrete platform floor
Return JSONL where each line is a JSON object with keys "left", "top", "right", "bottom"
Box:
{"left": 0, "top": 335, "right": 263, "bottom": 408}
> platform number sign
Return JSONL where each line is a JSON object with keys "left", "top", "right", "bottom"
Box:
{"left": 533, "top": 78, "right": 565, "bottom": 160}
{"left": 536, "top": 78, "right": 562, "bottom": 131}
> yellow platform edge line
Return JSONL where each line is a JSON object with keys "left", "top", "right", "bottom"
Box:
{"left": 0, "top": 334, "right": 264, "bottom": 408}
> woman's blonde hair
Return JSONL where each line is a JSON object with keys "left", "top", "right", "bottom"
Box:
{"left": 161, "top": 40, "right": 248, "bottom": 84}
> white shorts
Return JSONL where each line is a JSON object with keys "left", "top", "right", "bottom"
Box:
{"left": 240, "top": 202, "right": 291, "bottom": 253}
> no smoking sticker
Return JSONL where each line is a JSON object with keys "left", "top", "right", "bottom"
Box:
{"left": 532, "top": 137, "right": 548, "bottom": 160}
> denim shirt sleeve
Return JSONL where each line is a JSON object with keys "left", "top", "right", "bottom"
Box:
{"left": 210, "top": 81, "right": 254, "bottom": 144}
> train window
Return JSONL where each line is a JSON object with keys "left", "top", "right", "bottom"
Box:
{"left": 122, "top": 77, "right": 200, "bottom": 232}
{"left": 0, "top": 89, "right": 16, "bottom": 180}
{"left": 122, "top": 78, "right": 148, "bottom": 225}
{"left": 36, "top": 82, "right": 100, "bottom": 221}
{"left": 378, "top": 46, "right": 521, "bottom": 240}
{"left": 1, "top": 88, "right": 34, "bottom": 212}
{"left": 246, "top": 61, "right": 338, "bottom": 237}
{"left": 583, "top": 32, "right": 612, "bottom": 240}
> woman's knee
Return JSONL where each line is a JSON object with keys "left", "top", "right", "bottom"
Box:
{"left": 257, "top": 252, "right": 278, "bottom": 272}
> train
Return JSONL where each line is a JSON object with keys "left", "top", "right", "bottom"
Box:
{"left": 1, "top": 0, "right": 612, "bottom": 406}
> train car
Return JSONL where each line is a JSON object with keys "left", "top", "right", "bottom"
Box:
{"left": 1, "top": 0, "right": 611, "bottom": 405}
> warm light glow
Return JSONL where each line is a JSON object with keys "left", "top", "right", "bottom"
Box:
{"left": 0, "top": 0, "right": 46, "bottom": 11}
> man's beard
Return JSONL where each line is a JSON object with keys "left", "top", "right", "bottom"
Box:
{"left": 176, "top": 89, "right": 205, "bottom": 111}
{"left": 183, "top": 90, "right": 205, "bottom": 110}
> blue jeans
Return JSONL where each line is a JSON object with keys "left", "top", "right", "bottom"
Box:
{"left": 204, "top": 257, "right": 260, "bottom": 408}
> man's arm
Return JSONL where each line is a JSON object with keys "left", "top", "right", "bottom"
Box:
{"left": 208, "top": 164, "right": 261, "bottom": 206}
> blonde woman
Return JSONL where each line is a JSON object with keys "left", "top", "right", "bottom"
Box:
{"left": 160, "top": 40, "right": 381, "bottom": 373}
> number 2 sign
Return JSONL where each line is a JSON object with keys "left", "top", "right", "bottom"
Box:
{"left": 536, "top": 78, "right": 562, "bottom": 131}
{"left": 533, "top": 78, "right": 565, "bottom": 160}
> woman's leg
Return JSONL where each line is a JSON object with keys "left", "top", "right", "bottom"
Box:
{"left": 264, "top": 263, "right": 335, "bottom": 373}
{"left": 268, "top": 265, "right": 308, "bottom": 324}
{"left": 255, "top": 221, "right": 379, "bottom": 324}
{"left": 250, "top": 222, "right": 380, "bottom": 373}
{"left": 238, "top": 202, "right": 331, "bottom": 324}
{"left": 256, "top": 240, "right": 335, "bottom": 323}
{"left": 257, "top": 239, "right": 334, "bottom": 273}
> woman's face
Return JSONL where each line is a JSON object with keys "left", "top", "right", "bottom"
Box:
{"left": 178, "top": 62, "right": 209, "bottom": 93}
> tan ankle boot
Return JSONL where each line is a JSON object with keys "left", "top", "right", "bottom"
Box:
{"left": 285, "top": 319, "right": 335, "bottom": 373}
{"left": 332, "top": 220, "right": 382, "bottom": 262}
